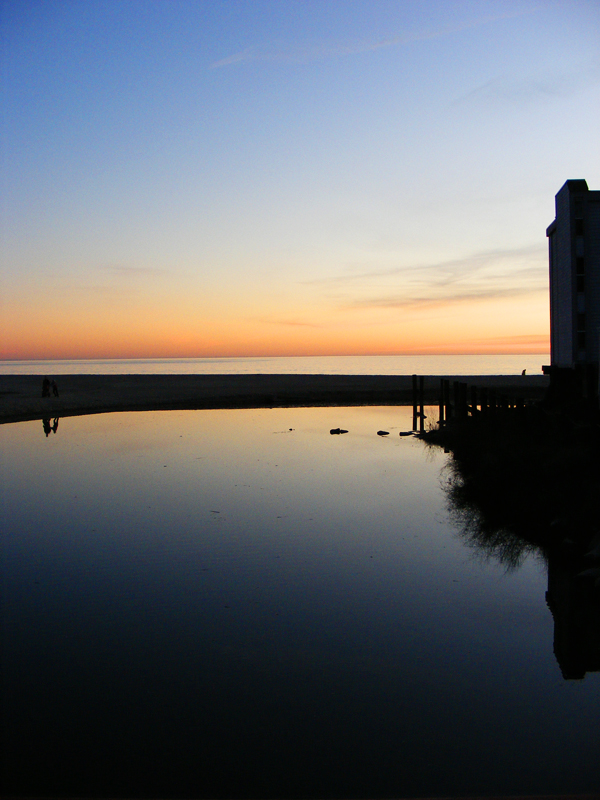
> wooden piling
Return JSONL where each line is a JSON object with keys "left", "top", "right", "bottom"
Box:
{"left": 480, "top": 386, "right": 488, "bottom": 414}
{"left": 444, "top": 379, "right": 452, "bottom": 420}
{"left": 453, "top": 381, "right": 460, "bottom": 418}
{"left": 439, "top": 379, "right": 445, "bottom": 425}
{"left": 432, "top": 376, "right": 532, "bottom": 431}
{"left": 412, "top": 375, "right": 418, "bottom": 431}
{"left": 470, "top": 385, "right": 477, "bottom": 416}
{"left": 454, "top": 382, "right": 467, "bottom": 418}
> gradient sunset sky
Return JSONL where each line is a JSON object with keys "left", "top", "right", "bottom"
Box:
{"left": 2, "top": 0, "right": 599, "bottom": 360}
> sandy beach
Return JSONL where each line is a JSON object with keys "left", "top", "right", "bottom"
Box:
{"left": 0, "top": 373, "right": 550, "bottom": 424}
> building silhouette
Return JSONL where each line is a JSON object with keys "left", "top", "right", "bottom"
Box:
{"left": 545, "top": 180, "right": 600, "bottom": 396}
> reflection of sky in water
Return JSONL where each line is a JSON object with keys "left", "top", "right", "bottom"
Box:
{"left": 2, "top": 407, "right": 599, "bottom": 798}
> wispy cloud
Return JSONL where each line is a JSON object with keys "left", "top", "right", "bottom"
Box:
{"left": 210, "top": 7, "right": 541, "bottom": 69}
{"left": 258, "top": 317, "right": 325, "bottom": 328}
{"left": 307, "top": 244, "right": 544, "bottom": 285}
{"left": 71, "top": 265, "right": 167, "bottom": 300}
{"left": 450, "top": 61, "right": 600, "bottom": 108}
{"left": 348, "top": 284, "right": 545, "bottom": 311}
{"left": 97, "top": 265, "right": 165, "bottom": 276}
{"left": 73, "top": 284, "right": 131, "bottom": 297}
{"left": 308, "top": 244, "right": 548, "bottom": 311}
{"left": 210, "top": 47, "right": 257, "bottom": 68}
{"left": 477, "top": 334, "right": 549, "bottom": 346}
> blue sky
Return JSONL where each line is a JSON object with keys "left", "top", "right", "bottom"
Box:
{"left": 1, "top": 0, "right": 599, "bottom": 358}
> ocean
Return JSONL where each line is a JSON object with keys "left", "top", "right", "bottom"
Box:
{"left": 0, "top": 353, "right": 549, "bottom": 376}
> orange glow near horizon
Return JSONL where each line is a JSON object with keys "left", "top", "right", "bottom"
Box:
{"left": 1, "top": 326, "right": 550, "bottom": 361}
{"left": 1, "top": 280, "right": 550, "bottom": 361}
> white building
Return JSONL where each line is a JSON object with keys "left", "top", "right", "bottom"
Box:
{"left": 546, "top": 180, "right": 600, "bottom": 393}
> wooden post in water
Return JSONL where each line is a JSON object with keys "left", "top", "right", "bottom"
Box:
{"left": 443, "top": 379, "right": 452, "bottom": 421}
{"left": 412, "top": 375, "right": 418, "bottom": 431}
{"left": 516, "top": 397, "right": 524, "bottom": 417}
{"left": 470, "top": 385, "right": 477, "bottom": 417}
{"left": 480, "top": 386, "right": 488, "bottom": 415}
{"left": 419, "top": 376, "right": 425, "bottom": 433}
{"left": 454, "top": 382, "right": 463, "bottom": 418}
{"left": 439, "top": 379, "right": 445, "bottom": 425}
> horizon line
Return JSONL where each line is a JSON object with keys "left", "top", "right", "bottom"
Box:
{"left": 0, "top": 352, "right": 551, "bottom": 362}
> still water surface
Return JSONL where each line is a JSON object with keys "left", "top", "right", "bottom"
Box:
{"left": 1, "top": 406, "right": 598, "bottom": 798}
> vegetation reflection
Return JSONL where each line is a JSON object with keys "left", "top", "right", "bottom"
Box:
{"left": 426, "top": 406, "right": 600, "bottom": 680}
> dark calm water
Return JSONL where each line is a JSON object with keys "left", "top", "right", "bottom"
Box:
{"left": 1, "top": 406, "right": 598, "bottom": 798}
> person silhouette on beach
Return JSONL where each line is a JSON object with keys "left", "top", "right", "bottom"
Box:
{"left": 42, "top": 378, "right": 50, "bottom": 397}
{"left": 51, "top": 380, "right": 59, "bottom": 397}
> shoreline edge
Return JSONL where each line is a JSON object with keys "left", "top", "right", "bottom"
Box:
{"left": 0, "top": 373, "right": 550, "bottom": 424}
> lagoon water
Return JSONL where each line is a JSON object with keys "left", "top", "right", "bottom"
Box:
{"left": 2, "top": 405, "right": 598, "bottom": 798}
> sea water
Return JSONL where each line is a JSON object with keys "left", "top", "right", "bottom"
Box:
{"left": 1, "top": 405, "right": 598, "bottom": 799}
{"left": 0, "top": 353, "right": 549, "bottom": 376}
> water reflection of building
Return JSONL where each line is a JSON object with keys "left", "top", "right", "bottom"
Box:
{"left": 545, "top": 179, "right": 600, "bottom": 398}
{"left": 443, "top": 454, "right": 600, "bottom": 680}
{"left": 545, "top": 552, "right": 600, "bottom": 680}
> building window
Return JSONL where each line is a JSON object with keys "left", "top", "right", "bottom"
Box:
{"left": 577, "top": 274, "right": 585, "bottom": 292}
{"left": 577, "top": 313, "right": 586, "bottom": 331}
{"left": 578, "top": 331, "right": 586, "bottom": 350}
{"left": 576, "top": 256, "right": 585, "bottom": 274}
{"left": 575, "top": 218, "right": 584, "bottom": 235}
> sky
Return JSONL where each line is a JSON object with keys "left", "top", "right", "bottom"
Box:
{"left": 1, "top": 0, "right": 599, "bottom": 360}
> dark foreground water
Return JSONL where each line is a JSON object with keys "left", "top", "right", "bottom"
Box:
{"left": 1, "top": 407, "right": 598, "bottom": 798}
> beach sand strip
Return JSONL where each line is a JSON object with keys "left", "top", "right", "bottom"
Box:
{"left": 0, "top": 373, "right": 550, "bottom": 424}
